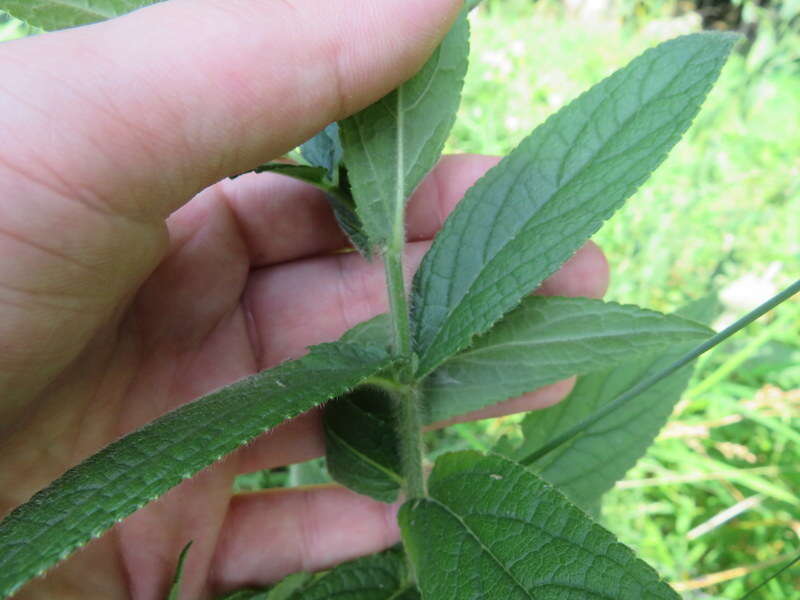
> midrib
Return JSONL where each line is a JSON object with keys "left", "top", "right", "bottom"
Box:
{"left": 394, "top": 86, "right": 405, "bottom": 242}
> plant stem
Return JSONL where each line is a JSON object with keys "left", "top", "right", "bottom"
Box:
{"left": 392, "top": 385, "right": 427, "bottom": 499}
{"left": 383, "top": 215, "right": 426, "bottom": 498}
{"left": 384, "top": 246, "right": 412, "bottom": 359}
{"left": 521, "top": 278, "right": 800, "bottom": 466}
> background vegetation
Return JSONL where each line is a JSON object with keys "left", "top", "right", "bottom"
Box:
{"left": 2, "top": 1, "right": 798, "bottom": 597}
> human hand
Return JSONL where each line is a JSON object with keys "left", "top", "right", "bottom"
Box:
{"left": 0, "top": 1, "right": 608, "bottom": 598}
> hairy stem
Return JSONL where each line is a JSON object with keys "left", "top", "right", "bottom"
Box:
{"left": 383, "top": 198, "right": 426, "bottom": 498}
{"left": 392, "top": 384, "right": 427, "bottom": 499}
{"left": 384, "top": 247, "right": 412, "bottom": 359}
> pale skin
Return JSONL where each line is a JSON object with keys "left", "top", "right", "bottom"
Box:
{"left": 0, "top": 0, "right": 610, "bottom": 598}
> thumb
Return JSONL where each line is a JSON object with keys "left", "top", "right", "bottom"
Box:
{"left": 1, "top": 0, "right": 462, "bottom": 219}
{"left": 0, "top": 0, "right": 462, "bottom": 406}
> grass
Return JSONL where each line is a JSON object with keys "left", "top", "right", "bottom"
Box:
{"left": 447, "top": 1, "right": 799, "bottom": 596}
{"left": 2, "top": 3, "right": 798, "bottom": 597}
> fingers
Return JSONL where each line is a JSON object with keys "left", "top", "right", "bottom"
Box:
{"left": 406, "top": 154, "right": 502, "bottom": 241}
{"left": 243, "top": 242, "right": 430, "bottom": 368}
{"left": 236, "top": 410, "right": 326, "bottom": 474}
{"left": 0, "top": 0, "right": 462, "bottom": 219}
{"left": 537, "top": 240, "right": 609, "bottom": 299}
{"left": 210, "top": 486, "right": 400, "bottom": 593}
{"left": 213, "top": 173, "right": 349, "bottom": 267}
{"left": 0, "top": 0, "right": 461, "bottom": 402}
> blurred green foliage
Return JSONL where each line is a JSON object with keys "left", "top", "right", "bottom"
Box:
{"left": 2, "top": 2, "right": 798, "bottom": 597}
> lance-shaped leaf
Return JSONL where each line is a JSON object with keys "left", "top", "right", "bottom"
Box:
{"left": 410, "top": 32, "right": 738, "bottom": 376}
{"left": 422, "top": 296, "right": 713, "bottom": 424}
{"left": 0, "top": 331, "right": 392, "bottom": 599}
{"left": 324, "top": 386, "right": 403, "bottom": 502}
{"left": 400, "top": 451, "right": 679, "bottom": 599}
{"left": 0, "top": 0, "right": 160, "bottom": 29}
{"left": 219, "top": 548, "right": 418, "bottom": 600}
{"left": 507, "top": 296, "right": 720, "bottom": 510}
{"left": 339, "top": 9, "right": 469, "bottom": 249}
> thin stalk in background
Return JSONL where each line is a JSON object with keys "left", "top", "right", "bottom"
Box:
{"left": 521, "top": 278, "right": 800, "bottom": 466}
{"left": 739, "top": 551, "right": 800, "bottom": 599}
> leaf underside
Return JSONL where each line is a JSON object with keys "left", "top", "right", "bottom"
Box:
{"left": 0, "top": 332, "right": 392, "bottom": 599}
{"left": 410, "top": 32, "right": 738, "bottom": 376}
{"left": 339, "top": 9, "right": 470, "bottom": 248}
{"left": 507, "top": 296, "right": 721, "bottom": 510}
{"left": 324, "top": 386, "right": 403, "bottom": 503}
{"left": 422, "top": 296, "right": 713, "bottom": 423}
{"left": 400, "top": 451, "right": 679, "bottom": 599}
{"left": 0, "top": 0, "right": 160, "bottom": 29}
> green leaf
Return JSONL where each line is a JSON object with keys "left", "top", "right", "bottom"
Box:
{"left": 0, "top": 0, "right": 161, "bottom": 30}
{"left": 506, "top": 296, "right": 720, "bottom": 510}
{"left": 341, "top": 314, "right": 392, "bottom": 349}
{"left": 290, "top": 547, "right": 418, "bottom": 600}
{"left": 323, "top": 299, "right": 710, "bottom": 501}
{"left": 265, "top": 573, "right": 314, "bottom": 600}
{"left": 216, "top": 590, "right": 271, "bottom": 600}
{"left": 399, "top": 451, "right": 678, "bottom": 599}
{"left": 0, "top": 332, "right": 392, "bottom": 599}
{"left": 216, "top": 573, "right": 312, "bottom": 600}
{"left": 339, "top": 9, "right": 469, "bottom": 249}
{"left": 422, "top": 296, "right": 713, "bottom": 423}
{"left": 301, "top": 123, "right": 343, "bottom": 183}
{"left": 219, "top": 548, "right": 418, "bottom": 600}
{"left": 215, "top": 573, "right": 313, "bottom": 600}
{"left": 324, "top": 386, "right": 403, "bottom": 502}
{"left": 410, "top": 32, "right": 738, "bottom": 376}
{"left": 166, "top": 542, "right": 192, "bottom": 600}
